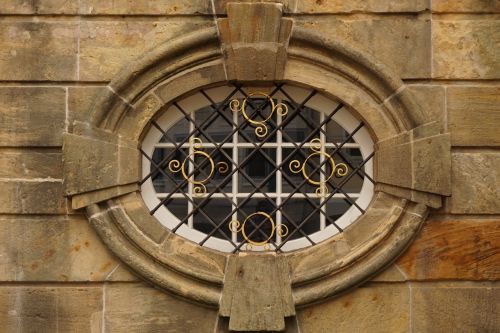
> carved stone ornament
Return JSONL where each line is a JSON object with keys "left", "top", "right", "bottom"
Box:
{"left": 62, "top": 1, "right": 451, "bottom": 332}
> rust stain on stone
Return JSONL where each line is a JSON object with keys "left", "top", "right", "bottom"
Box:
{"left": 30, "top": 261, "right": 38, "bottom": 270}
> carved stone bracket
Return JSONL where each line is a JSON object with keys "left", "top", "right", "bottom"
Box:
{"left": 218, "top": 2, "right": 293, "bottom": 81}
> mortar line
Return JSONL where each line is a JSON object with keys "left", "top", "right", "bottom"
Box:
{"left": 77, "top": 16, "right": 81, "bottom": 81}
{"left": 102, "top": 283, "right": 106, "bottom": 333}
{"left": 64, "top": 87, "right": 69, "bottom": 132}
{"left": 444, "top": 85, "right": 448, "bottom": 132}
{"left": 210, "top": 0, "right": 228, "bottom": 80}
{"left": 430, "top": 0, "right": 434, "bottom": 78}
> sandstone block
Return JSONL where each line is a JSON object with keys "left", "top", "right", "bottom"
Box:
{"left": 68, "top": 86, "right": 107, "bottom": 131}
{"left": 449, "top": 152, "right": 500, "bottom": 214}
{"left": 79, "top": 19, "right": 215, "bottom": 81}
{"left": 0, "top": 150, "right": 62, "bottom": 179}
{"left": 0, "top": 286, "right": 102, "bottom": 333}
{"left": 104, "top": 283, "right": 218, "bottom": 332}
{"left": 397, "top": 217, "right": 500, "bottom": 280}
{"left": 0, "top": 22, "right": 78, "bottom": 81}
{"left": 433, "top": 20, "right": 500, "bottom": 79}
{"left": 412, "top": 283, "right": 500, "bottom": 332}
{"left": 0, "top": 215, "right": 135, "bottom": 282}
{"left": 0, "top": 180, "right": 65, "bottom": 214}
{"left": 0, "top": 87, "right": 66, "bottom": 147}
{"left": 293, "top": 16, "right": 431, "bottom": 79}
{"left": 0, "top": 0, "right": 78, "bottom": 14}
{"left": 407, "top": 84, "right": 446, "bottom": 126}
{"left": 63, "top": 132, "right": 140, "bottom": 196}
{"left": 296, "top": 0, "right": 429, "bottom": 13}
{"left": 80, "top": 0, "right": 210, "bottom": 15}
{"left": 432, "top": 0, "right": 500, "bottom": 13}
{"left": 297, "top": 284, "right": 410, "bottom": 333}
{"left": 448, "top": 86, "right": 500, "bottom": 146}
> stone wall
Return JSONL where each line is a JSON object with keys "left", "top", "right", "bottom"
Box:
{"left": 0, "top": 1, "right": 498, "bottom": 332}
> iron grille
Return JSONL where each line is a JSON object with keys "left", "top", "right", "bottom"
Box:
{"left": 140, "top": 83, "right": 374, "bottom": 252}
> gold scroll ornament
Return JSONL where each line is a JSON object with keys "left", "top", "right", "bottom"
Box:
{"left": 230, "top": 92, "right": 288, "bottom": 138}
{"left": 168, "top": 137, "right": 229, "bottom": 196}
{"left": 289, "top": 138, "right": 349, "bottom": 197}
{"left": 229, "top": 212, "right": 288, "bottom": 251}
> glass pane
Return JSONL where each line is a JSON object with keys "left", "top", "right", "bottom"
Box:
{"left": 283, "top": 106, "right": 320, "bottom": 142}
{"left": 165, "top": 199, "right": 188, "bottom": 222}
{"left": 282, "top": 148, "right": 321, "bottom": 193}
{"left": 325, "top": 119, "right": 354, "bottom": 143}
{"left": 192, "top": 148, "right": 232, "bottom": 193}
{"left": 195, "top": 105, "right": 233, "bottom": 143}
{"left": 161, "top": 109, "right": 189, "bottom": 143}
{"left": 237, "top": 199, "right": 276, "bottom": 245}
{"left": 151, "top": 148, "right": 188, "bottom": 193}
{"left": 325, "top": 199, "right": 352, "bottom": 224}
{"left": 193, "top": 199, "right": 233, "bottom": 240}
{"left": 326, "top": 148, "right": 364, "bottom": 193}
{"left": 238, "top": 98, "right": 277, "bottom": 143}
{"left": 281, "top": 199, "right": 320, "bottom": 240}
{"left": 238, "top": 148, "right": 276, "bottom": 193}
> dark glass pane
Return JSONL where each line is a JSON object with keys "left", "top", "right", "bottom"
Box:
{"left": 325, "top": 119, "right": 354, "bottom": 143}
{"left": 195, "top": 105, "right": 233, "bottom": 143}
{"left": 193, "top": 199, "right": 233, "bottom": 240}
{"left": 165, "top": 199, "right": 188, "bottom": 221}
{"left": 282, "top": 148, "right": 322, "bottom": 193}
{"left": 283, "top": 106, "right": 320, "bottom": 142}
{"left": 237, "top": 199, "right": 276, "bottom": 245}
{"left": 192, "top": 148, "right": 232, "bottom": 193}
{"left": 281, "top": 199, "right": 320, "bottom": 240}
{"left": 238, "top": 148, "right": 276, "bottom": 193}
{"left": 326, "top": 148, "right": 364, "bottom": 193}
{"left": 238, "top": 98, "right": 277, "bottom": 142}
{"left": 151, "top": 148, "right": 188, "bottom": 193}
{"left": 161, "top": 110, "right": 189, "bottom": 143}
{"left": 325, "top": 199, "right": 352, "bottom": 224}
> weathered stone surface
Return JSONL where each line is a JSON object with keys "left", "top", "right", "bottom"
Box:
{"left": 293, "top": 16, "right": 431, "bottom": 78}
{"left": 79, "top": 19, "right": 215, "bottom": 81}
{"left": 0, "top": 215, "right": 132, "bottom": 282}
{"left": 80, "top": 0, "right": 210, "bottom": 15}
{"left": 0, "top": 0, "right": 78, "bottom": 14}
{"left": 63, "top": 132, "right": 140, "bottom": 196}
{"left": 0, "top": 149, "right": 62, "bottom": 179}
{"left": 68, "top": 86, "right": 107, "bottom": 131}
{"left": 0, "top": 87, "right": 66, "bottom": 147}
{"left": 0, "top": 285, "right": 102, "bottom": 333}
{"left": 407, "top": 84, "right": 446, "bottom": 127}
{"left": 449, "top": 152, "right": 500, "bottom": 214}
{"left": 432, "top": 0, "right": 500, "bottom": 13}
{"left": 0, "top": 22, "right": 78, "bottom": 81}
{"left": 398, "top": 217, "right": 500, "bottom": 280}
{"left": 433, "top": 20, "right": 500, "bottom": 79}
{"left": 371, "top": 264, "right": 408, "bottom": 282}
{"left": 448, "top": 86, "right": 500, "bottom": 146}
{"left": 105, "top": 283, "right": 218, "bottom": 332}
{"left": 412, "top": 283, "right": 500, "bottom": 332}
{"left": 376, "top": 132, "right": 451, "bottom": 196}
{"left": 0, "top": 180, "right": 65, "bottom": 214}
{"left": 217, "top": 2, "right": 292, "bottom": 81}
{"left": 296, "top": 0, "right": 429, "bottom": 13}
{"left": 297, "top": 284, "right": 410, "bottom": 333}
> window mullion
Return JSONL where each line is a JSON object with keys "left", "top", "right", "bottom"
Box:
{"left": 320, "top": 111, "right": 326, "bottom": 230}
{"left": 276, "top": 99, "right": 283, "bottom": 245}
{"left": 232, "top": 105, "right": 239, "bottom": 244}
{"left": 187, "top": 110, "right": 195, "bottom": 229}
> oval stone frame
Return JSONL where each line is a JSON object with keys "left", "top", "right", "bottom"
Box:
{"left": 62, "top": 7, "right": 451, "bottom": 317}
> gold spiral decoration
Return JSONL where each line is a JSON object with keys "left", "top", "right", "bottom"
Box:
{"left": 230, "top": 92, "right": 288, "bottom": 138}
{"left": 289, "top": 138, "right": 349, "bottom": 197}
{"left": 168, "top": 138, "right": 228, "bottom": 196}
{"left": 228, "top": 212, "right": 288, "bottom": 250}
